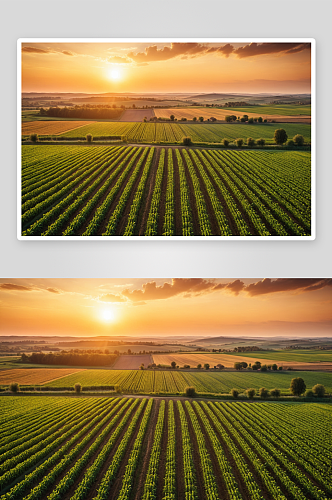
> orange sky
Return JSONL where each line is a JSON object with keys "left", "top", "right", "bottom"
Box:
{"left": 0, "top": 278, "right": 330, "bottom": 338}
{"left": 21, "top": 42, "right": 311, "bottom": 94}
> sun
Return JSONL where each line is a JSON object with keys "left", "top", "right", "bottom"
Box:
{"left": 100, "top": 308, "right": 116, "bottom": 323}
{"left": 109, "top": 68, "right": 121, "bottom": 81}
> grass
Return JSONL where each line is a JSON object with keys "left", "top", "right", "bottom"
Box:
{"left": 227, "top": 349, "right": 332, "bottom": 363}
{"left": 219, "top": 105, "right": 311, "bottom": 116}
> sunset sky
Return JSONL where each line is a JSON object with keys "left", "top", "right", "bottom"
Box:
{"left": 0, "top": 278, "right": 330, "bottom": 338}
{"left": 21, "top": 41, "right": 311, "bottom": 94}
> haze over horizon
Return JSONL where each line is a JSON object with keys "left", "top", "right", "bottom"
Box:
{"left": 21, "top": 42, "right": 311, "bottom": 94}
{"left": 1, "top": 278, "right": 330, "bottom": 338}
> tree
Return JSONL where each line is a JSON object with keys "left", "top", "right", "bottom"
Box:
{"left": 274, "top": 129, "right": 288, "bottom": 145}
{"left": 9, "top": 382, "right": 20, "bottom": 393}
{"left": 222, "top": 138, "right": 229, "bottom": 147}
{"left": 278, "top": 366, "right": 283, "bottom": 371}
{"left": 260, "top": 364, "right": 268, "bottom": 372}
{"left": 193, "top": 117, "right": 197, "bottom": 121}
{"left": 246, "top": 388, "right": 256, "bottom": 399}
{"left": 270, "top": 388, "right": 281, "bottom": 398}
{"left": 248, "top": 117, "right": 254, "bottom": 124}
{"left": 197, "top": 363, "right": 202, "bottom": 369}
{"left": 305, "top": 389, "right": 314, "bottom": 398}
{"left": 140, "top": 364, "right": 145, "bottom": 370}
{"left": 287, "top": 139, "right": 294, "bottom": 147}
{"left": 74, "top": 383, "right": 82, "bottom": 394}
{"left": 312, "top": 384, "right": 325, "bottom": 397}
{"left": 272, "top": 364, "right": 278, "bottom": 371}
{"left": 263, "top": 119, "right": 268, "bottom": 123}
{"left": 225, "top": 115, "right": 232, "bottom": 123}
{"left": 171, "top": 361, "right": 176, "bottom": 369}
{"left": 259, "top": 387, "right": 269, "bottom": 399}
{"left": 183, "top": 364, "right": 191, "bottom": 369}
{"left": 216, "top": 364, "right": 224, "bottom": 370}
{"left": 170, "top": 114, "right": 175, "bottom": 121}
{"left": 230, "top": 388, "right": 239, "bottom": 399}
{"left": 234, "top": 362, "right": 242, "bottom": 370}
{"left": 240, "top": 117, "right": 246, "bottom": 123}
{"left": 293, "top": 134, "right": 305, "bottom": 146}
{"left": 185, "top": 386, "right": 196, "bottom": 397}
{"left": 30, "top": 133, "right": 38, "bottom": 143}
{"left": 243, "top": 115, "right": 249, "bottom": 122}
{"left": 204, "top": 363, "right": 210, "bottom": 370}
{"left": 247, "top": 137, "right": 255, "bottom": 147}
{"left": 182, "top": 137, "right": 192, "bottom": 146}
{"left": 256, "top": 138, "right": 265, "bottom": 147}
{"left": 253, "top": 361, "right": 261, "bottom": 369}
{"left": 252, "top": 364, "right": 259, "bottom": 371}
{"left": 240, "top": 361, "right": 248, "bottom": 369}
{"left": 258, "top": 117, "right": 263, "bottom": 123}
{"left": 235, "top": 138, "right": 244, "bottom": 147}
{"left": 290, "top": 377, "right": 306, "bottom": 396}
{"left": 86, "top": 134, "right": 93, "bottom": 143}
{"left": 198, "top": 116, "right": 204, "bottom": 122}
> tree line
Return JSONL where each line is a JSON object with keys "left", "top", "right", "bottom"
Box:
{"left": 20, "top": 352, "right": 117, "bottom": 366}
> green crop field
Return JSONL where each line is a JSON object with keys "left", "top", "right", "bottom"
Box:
{"left": 227, "top": 350, "right": 332, "bottom": 363}
{"left": 219, "top": 105, "right": 311, "bottom": 116}
{"left": 44, "top": 121, "right": 311, "bottom": 144}
{"left": 1, "top": 396, "right": 331, "bottom": 500}
{"left": 40, "top": 368, "right": 332, "bottom": 394}
{"left": 21, "top": 145, "right": 311, "bottom": 237}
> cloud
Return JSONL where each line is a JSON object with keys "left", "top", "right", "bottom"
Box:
{"left": 22, "top": 46, "right": 76, "bottom": 57}
{"left": 233, "top": 42, "right": 311, "bottom": 59}
{"left": 0, "top": 283, "right": 34, "bottom": 292}
{"left": 120, "top": 278, "right": 332, "bottom": 303}
{"left": 122, "top": 279, "right": 221, "bottom": 302}
{"left": 108, "top": 55, "right": 131, "bottom": 64}
{"left": 99, "top": 293, "right": 127, "bottom": 303}
{"left": 127, "top": 43, "right": 219, "bottom": 64}
{"left": 245, "top": 278, "right": 332, "bottom": 297}
{"left": 46, "top": 287, "right": 61, "bottom": 294}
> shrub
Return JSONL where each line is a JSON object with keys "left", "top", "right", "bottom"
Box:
{"left": 270, "top": 388, "right": 281, "bottom": 398}
{"left": 183, "top": 364, "right": 190, "bottom": 369}
{"left": 246, "top": 388, "right": 256, "bottom": 399}
{"left": 259, "top": 387, "right": 269, "bottom": 399}
{"left": 274, "top": 128, "right": 288, "bottom": 145}
{"left": 86, "top": 134, "right": 93, "bottom": 143}
{"left": 287, "top": 139, "right": 294, "bottom": 147}
{"left": 140, "top": 364, "right": 145, "bottom": 370}
{"left": 204, "top": 363, "right": 210, "bottom": 370}
{"left": 247, "top": 137, "right": 255, "bottom": 147}
{"left": 278, "top": 366, "right": 283, "bottom": 370}
{"left": 29, "top": 133, "right": 38, "bottom": 143}
{"left": 222, "top": 138, "right": 230, "bottom": 147}
{"left": 260, "top": 364, "right": 268, "bottom": 372}
{"left": 197, "top": 364, "right": 202, "bottom": 369}
{"left": 263, "top": 119, "right": 267, "bottom": 123}
{"left": 290, "top": 377, "right": 306, "bottom": 396}
{"left": 74, "top": 383, "right": 82, "bottom": 394}
{"left": 256, "top": 138, "right": 265, "bottom": 147}
{"left": 235, "top": 138, "right": 244, "bottom": 147}
{"left": 230, "top": 388, "right": 239, "bottom": 399}
{"left": 252, "top": 364, "right": 258, "bottom": 371}
{"left": 182, "top": 136, "right": 192, "bottom": 146}
{"left": 248, "top": 117, "right": 254, "bottom": 124}
{"left": 234, "top": 362, "right": 242, "bottom": 370}
{"left": 198, "top": 116, "right": 204, "bottom": 122}
{"left": 305, "top": 389, "right": 314, "bottom": 398}
{"left": 312, "top": 384, "right": 326, "bottom": 397}
{"left": 185, "top": 386, "right": 196, "bottom": 397}
{"left": 9, "top": 382, "right": 20, "bottom": 393}
{"left": 293, "top": 134, "right": 305, "bottom": 146}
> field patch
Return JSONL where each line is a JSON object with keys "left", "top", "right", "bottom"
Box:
{"left": 112, "top": 354, "right": 153, "bottom": 369}
{"left": 155, "top": 107, "right": 311, "bottom": 123}
{"left": 119, "top": 109, "right": 155, "bottom": 121}
{"left": 0, "top": 368, "right": 84, "bottom": 386}
{"left": 22, "top": 120, "right": 96, "bottom": 136}
{"left": 227, "top": 349, "right": 332, "bottom": 363}
{"left": 1, "top": 397, "right": 330, "bottom": 500}
{"left": 21, "top": 146, "right": 311, "bottom": 237}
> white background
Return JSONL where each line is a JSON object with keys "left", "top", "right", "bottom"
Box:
{"left": 1, "top": 0, "right": 331, "bottom": 278}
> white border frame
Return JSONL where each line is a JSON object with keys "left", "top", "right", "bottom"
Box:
{"left": 17, "top": 38, "right": 316, "bottom": 241}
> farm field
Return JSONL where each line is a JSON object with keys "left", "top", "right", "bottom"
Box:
{"left": 154, "top": 106, "right": 311, "bottom": 123}
{"left": 118, "top": 109, "right": 155, "bottom": 121}
{"left": 152, "top": 352, "right": 332, "bottom": 370}
{"left": 37, "top": 368, "right": 332, "bottom": 394}
{"left": 0, "top": 368, "right": 83, "bottom": 386}
{"left": 227, "top": 349, "right": 332, "bottom": 363}
{"left": 220, "top": 104, "right": 311, "bottom": 116}
{"left": 111, "top": 355, "right": 152, "bottom": 369}
{"left": 22, "top": 121, "right": 96, "bottom": 136}
{"left": 38, "top": 121, "right": 312, "bottom": 143}
{"left": 1, "top": 396, "right": 331, "bottom": 500}
{"left": 21, "top": 145, "right": 311, "bottom": 237}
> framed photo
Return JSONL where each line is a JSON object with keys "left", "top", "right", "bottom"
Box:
{"left": 18, "top": 38, "right": 315, "bottom": 240}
